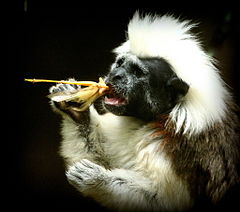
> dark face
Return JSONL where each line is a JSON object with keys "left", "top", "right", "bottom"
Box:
{"left": 104, "top": 55, "right": 189, "bottom": 121}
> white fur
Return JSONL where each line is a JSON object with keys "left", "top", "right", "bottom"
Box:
{"left": 91, "top": 106, "right": 191, "bottom": 210}
{"left": 114, "top": 12, "right": 229, "bottom": 135}
{"left": 62, "top": 105, "right": 192, "bottom": 210}
{"left": 60, "top": 118, "right": 91, "bottom": 165}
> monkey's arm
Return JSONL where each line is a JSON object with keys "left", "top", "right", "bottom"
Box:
{"left": 49, "top": 82, "right": 109, "bottom": 167}
{"left": 66, "top": 159, "right": 158, "bottom": 211}
{"left": 66, "top": 159, "right": 192, "bottom": 211}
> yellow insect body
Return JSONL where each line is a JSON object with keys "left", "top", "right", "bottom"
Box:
{"left": 25, "top": 77, "right": 109, "bottom": 111}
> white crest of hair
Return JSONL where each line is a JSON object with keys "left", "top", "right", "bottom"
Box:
{"left": 114, "top": 12, "right": 229, "bottom": 136}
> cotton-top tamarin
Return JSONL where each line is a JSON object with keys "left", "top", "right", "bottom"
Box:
{"left": 49, "top": 13, "right": 239, "bottom": 211}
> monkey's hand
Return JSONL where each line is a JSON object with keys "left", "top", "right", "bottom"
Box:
{"left": 66, "top": 159, "right": 157, "bottom": 211}
{"left": 66, "top": 159, "right": 108, "bottom": 194}
{"left": 49, "top": 79, "right": 89, "bottom": 123}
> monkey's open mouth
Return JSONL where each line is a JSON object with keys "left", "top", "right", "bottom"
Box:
{"left": 104, "top": 86, "right": 128, "bottom": 106}
{"left": 105, "top": 95, "right": 127, "bottom": 106}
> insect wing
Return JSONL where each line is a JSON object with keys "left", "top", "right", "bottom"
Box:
{"left": 47, "top": 90, "right": 83, "bottom": 102}
{"left": 47, "top": 86, "right": 99, "bottom": 103}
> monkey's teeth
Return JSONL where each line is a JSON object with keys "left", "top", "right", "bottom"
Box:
{"left": 104, "top": 96, "right": 127, "bottom": 106}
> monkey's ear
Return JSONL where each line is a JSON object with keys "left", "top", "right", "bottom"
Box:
{"left": 167, "top": 76, "right": 189, "bottom": 97}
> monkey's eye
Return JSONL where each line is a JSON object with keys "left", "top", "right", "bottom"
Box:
{"left": 130, "top": 64, "right": 146, "bottom": 78}
{"left": 115, "top": 57, "right": 125, "bottom": 68}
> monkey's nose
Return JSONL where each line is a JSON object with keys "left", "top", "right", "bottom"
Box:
{"left": 108, "top": 67, "right": 126, "bottom": 83}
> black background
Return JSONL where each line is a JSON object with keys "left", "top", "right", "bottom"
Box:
{"left": 8, "top": 1, "right": 239, "bottom": 211}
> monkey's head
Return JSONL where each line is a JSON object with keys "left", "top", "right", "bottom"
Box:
{"left": 104, "top": 55, "right": 189, "bottom": 121}
{"left": 101, "top": 12, "right": 227, "bottom": 135}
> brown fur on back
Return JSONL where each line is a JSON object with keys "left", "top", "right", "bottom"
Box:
{"left": 151, "top": 102, "right": 239, "bottom": 205}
